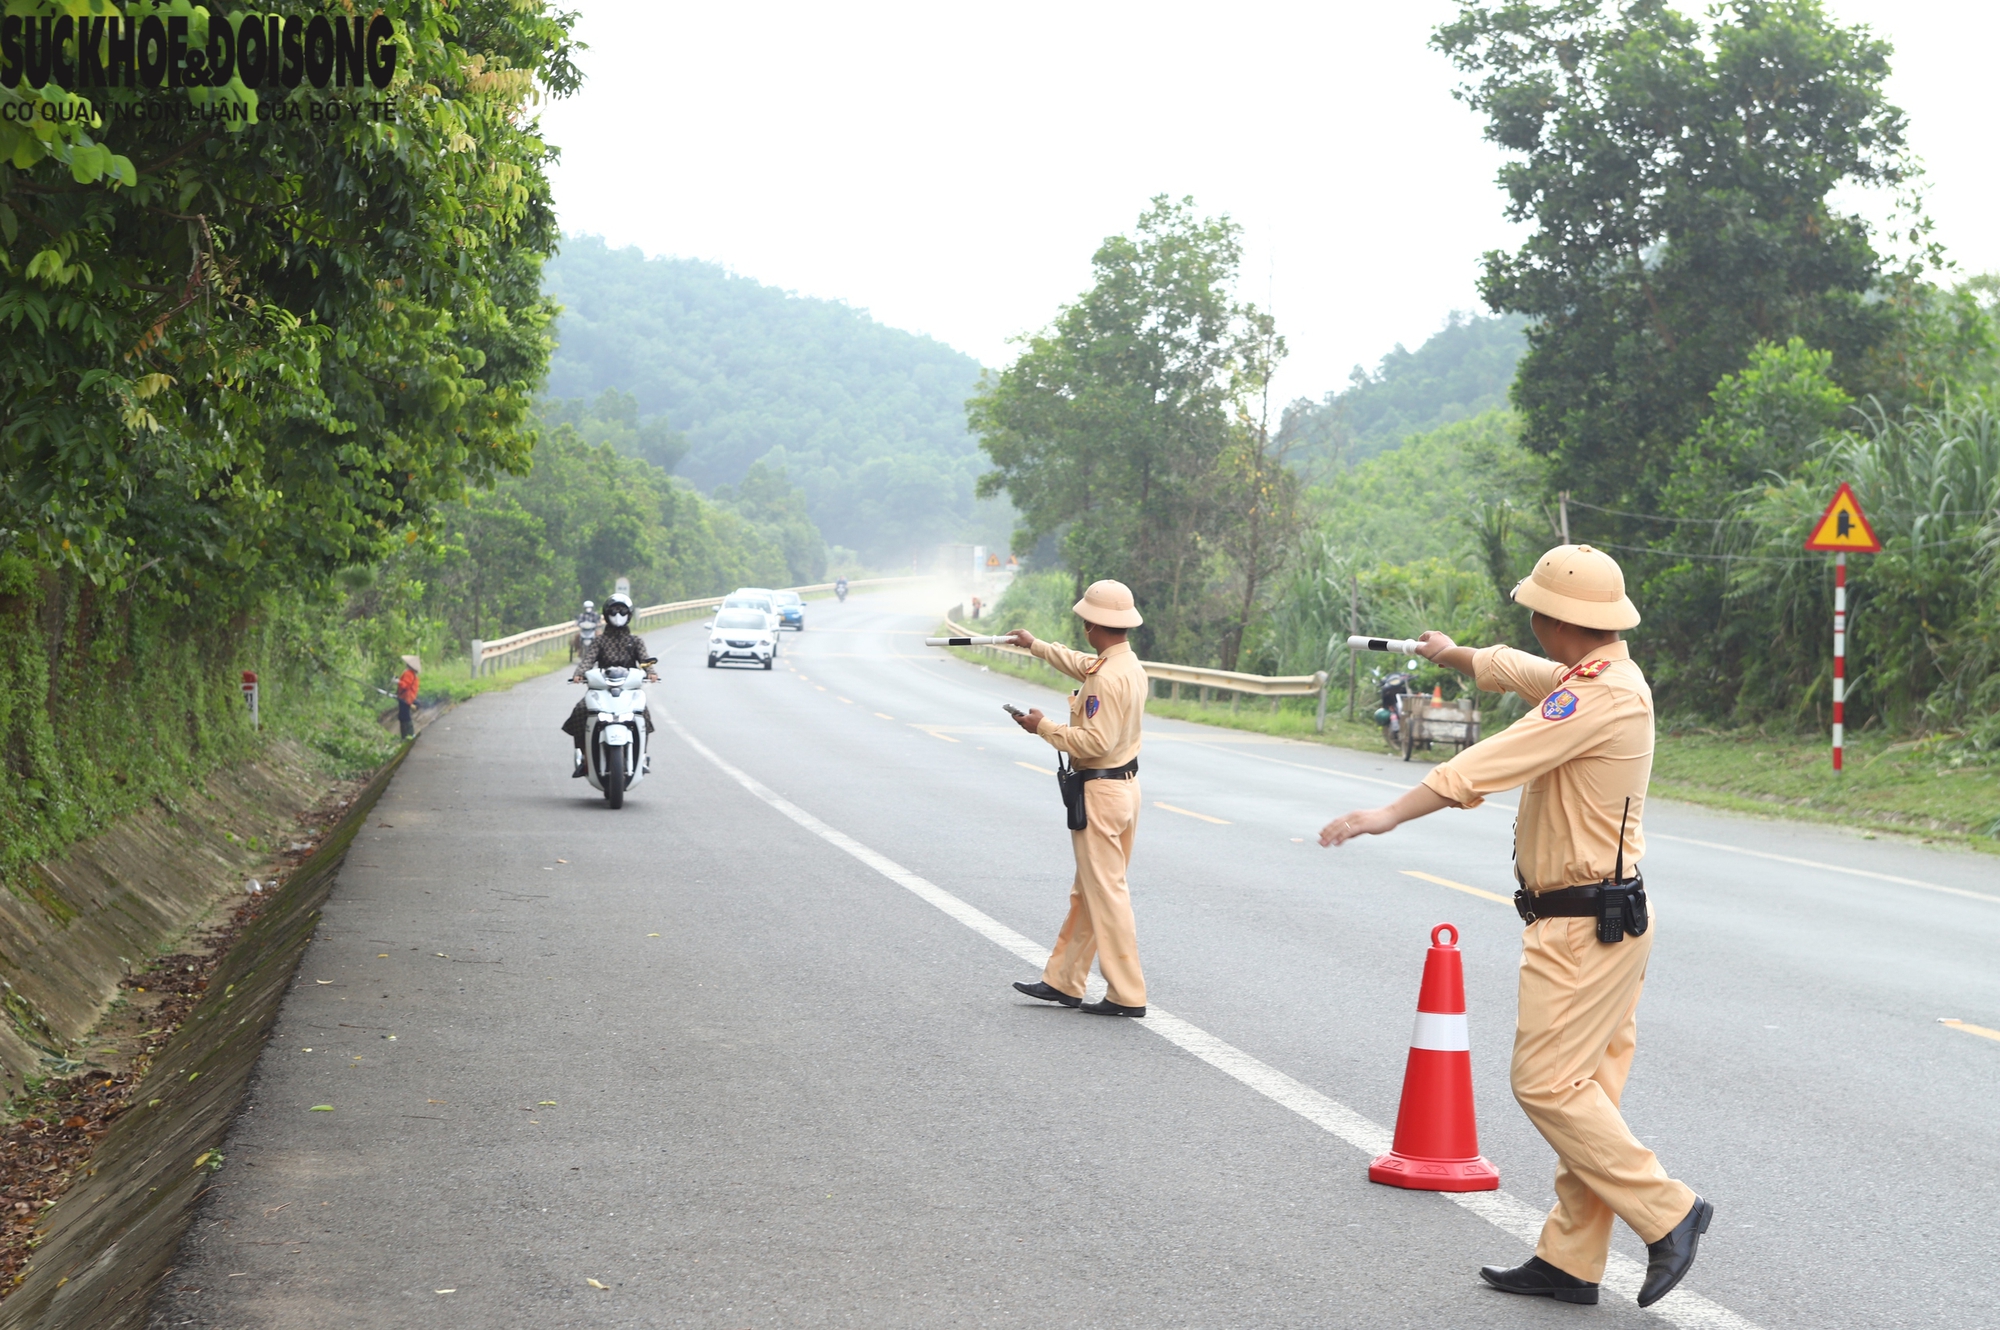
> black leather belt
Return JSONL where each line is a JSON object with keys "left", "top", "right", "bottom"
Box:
{"left": 1074, "top": 758, "right": 1138, "bottom": 781}
{"left": 1515, "top": 875, "right": 1649, "bottom": 943}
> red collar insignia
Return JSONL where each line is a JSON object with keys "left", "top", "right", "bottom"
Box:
{"left": 1564, "top": 658, "right": 1613, "bottom": 682}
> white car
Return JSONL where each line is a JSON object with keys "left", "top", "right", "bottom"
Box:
{"left": 708, "top": 608, "right": 779, "bottom": 669}
{"left": 722, "top": 593, "right": 775, "bottom": 619}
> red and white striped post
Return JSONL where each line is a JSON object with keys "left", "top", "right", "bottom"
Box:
{"left": 1804, "top": 483, "right": 1879, "bottom": 773}
{"left": 1831, "top": 554, "right": 1846, "bottom": 771}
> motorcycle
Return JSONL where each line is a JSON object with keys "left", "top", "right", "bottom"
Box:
{"left": 1372, "top": 670, "right": 1416, "bottom": 752}
{"left": 834, "top": 578, "right": 849, "bottom": 603}
{"left": 576, "top": 661, "right": 654, "bottom": 808}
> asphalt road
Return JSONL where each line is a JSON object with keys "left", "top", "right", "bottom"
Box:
{"left": 153, "top": 586, "right": 2000, "bottom": 1329}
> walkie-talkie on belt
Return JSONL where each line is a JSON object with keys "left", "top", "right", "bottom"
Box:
{"left": 1596, "top": 798, "right": 1648, "bottom": 943}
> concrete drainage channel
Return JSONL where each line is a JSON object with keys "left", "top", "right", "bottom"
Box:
{"left": 0, "top": 747, "right": 410, "bottom": 1330}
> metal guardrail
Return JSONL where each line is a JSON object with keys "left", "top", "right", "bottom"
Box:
{"left": 940, "top": 617, "right": 1332, "bottom": 731}
{"left": 468, "top": 576, "right": 929, "bottom": 676}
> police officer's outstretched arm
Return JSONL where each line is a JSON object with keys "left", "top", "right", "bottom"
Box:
{"left": 1320, "top": 698, "right": 1611, "bottom": 846}
{"left": 1000, "top": 628, "right": 1095, "bottom": 682}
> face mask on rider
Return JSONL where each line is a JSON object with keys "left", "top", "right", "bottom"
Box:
{"left": 607, "top": 613, "right": 629, "bottom": 627}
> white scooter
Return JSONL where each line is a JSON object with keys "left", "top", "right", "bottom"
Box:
{"left": 576, "top": 663, "right": 653, "bottom": 808}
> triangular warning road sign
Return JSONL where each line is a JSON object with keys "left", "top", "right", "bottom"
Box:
{"left": 1804, "top": 482, "right": 1882, "bottom": 553}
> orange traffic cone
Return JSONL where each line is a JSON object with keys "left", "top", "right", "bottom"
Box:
{"left": 1369, "top": 923, "right": 1499, "bottom": 1192}
{"left": 1431, "top": 683, "right": 1444, "bottom": 702}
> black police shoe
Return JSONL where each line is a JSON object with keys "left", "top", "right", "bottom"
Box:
{"left": 1478, "top": 1255, "right": 1599, "bottom": 1305}
{"left": 1079, "top": 999, "right": 1146, "bottom": 1017}
{"left": 1638, "top": 1196, "right": 1712, "bottom": 1308}
{"left": 1012, "top": 980, "right": 1081, "bottom": 1007}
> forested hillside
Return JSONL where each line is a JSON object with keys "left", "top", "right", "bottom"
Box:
{"left": 1277, "top": 312, "right": 1527, "bottom": 472}
{"left": 543, "top": 236, "right": 997, "bottom": 562}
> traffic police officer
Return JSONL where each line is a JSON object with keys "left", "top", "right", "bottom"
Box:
{"left": 1320, "top": 545, "right": 1710, "bottom": 1309}
{"left": 1001, "top": 580, "right": 1149, "bottom": 1017}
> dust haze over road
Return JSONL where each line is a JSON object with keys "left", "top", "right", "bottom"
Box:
{"left": 154, "top": 589, "right": 2000, "bottom": 1328}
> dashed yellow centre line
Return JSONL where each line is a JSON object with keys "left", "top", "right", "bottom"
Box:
{"left": 1402, "top": 869, "right": 1512, "bottom": 904}
{"left": 1016, "top": 761, "right": 1055, "bottom": 775}
{"left": 1939, "top": 1019, "right": 2000, "bottom": 1043}
{"left": 838, "top": 697, "right": 853, "bottom": 704}
{"left": 815, "top": 685, "right": 827, "bottom": 692}
{"left": 875, "top": 712, "right": 895, "bottom": 720}
{"left": 1154, "top": 802, "right": 1230, "bottom": 825}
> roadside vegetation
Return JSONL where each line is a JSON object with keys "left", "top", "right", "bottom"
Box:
{"left": 970, "top": 2, "right": 2000, "bottom": 841}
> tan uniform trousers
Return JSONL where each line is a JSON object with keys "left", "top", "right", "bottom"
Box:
{"left": 1515, "top": 914, "right": 1695, "bottom": 1283}
{"left": 1041, "top": 777, "right": 1146, "bottom": 1008}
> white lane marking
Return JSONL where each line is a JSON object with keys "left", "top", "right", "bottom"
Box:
{"left": 664, "top": 711, "right": 1758, "bottom": 1330}
{"left": 1651, "top": 832, "right": 2000, "bottom": 905}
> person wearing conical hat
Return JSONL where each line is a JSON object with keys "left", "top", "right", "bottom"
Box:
{"left": 395, "top": 656, "right": 421, "bottom": 739}
{"left": 1000, "top": 579, "right": 1150, "bottom": 1017}
{"left": 1318, "top": 545, "right": 1710, "bottom": 1310}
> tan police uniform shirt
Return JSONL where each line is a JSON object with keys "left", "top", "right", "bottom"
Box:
{"left": 1028, "top": 638, "right": 1146, "bottom": 767}
{"left": 1420, "top": 641, "right": 1652, "bottom": 892}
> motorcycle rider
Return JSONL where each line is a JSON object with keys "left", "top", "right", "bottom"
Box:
{"left": 834, "top": 576, "right": 849, "bottom": 602}
{"left": 563, "top": 593, "right": 659, "bottom": 776}
{"left": 1375, "top": 668, "right": 1416, "bottom": 746}
{"left": 574, "top": 599, "right": 600, "bottom": 659}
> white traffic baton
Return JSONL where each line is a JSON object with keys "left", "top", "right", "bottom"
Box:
{"left": 926, "top": 635, "right": 1016, "bottom": 647}
{"left": 1347, "top": 635, "right": 1423, "bottom": 654}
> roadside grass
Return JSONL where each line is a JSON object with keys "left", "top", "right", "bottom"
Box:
{"left": 1648, "top": 727, "right": 2000, "bottom": 848}
{"left": 946, "top": 629, "right": 2000, "bottom": 852}
{"left": 420, "top": 653, "right": 569, "bottom": 705}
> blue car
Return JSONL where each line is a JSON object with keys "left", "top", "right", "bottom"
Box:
{"left": 772, "top": 590, "right": 806, "bottom": 630}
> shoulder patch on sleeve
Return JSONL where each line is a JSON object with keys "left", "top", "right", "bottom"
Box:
{"left": 1085, "top": 694, "right": 1100, "bottom": 719}
{"left": 1541, "top": 688, "right": 1581, "bottom": 721}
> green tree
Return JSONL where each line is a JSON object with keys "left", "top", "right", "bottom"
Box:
{"left": 1214, "top": 317, "right": 1301, "bottom": 669}
{"left": 1434, "top": 0, "right": 1909, "bottom": 510}
{"left": 542, "top": 389, "right": 692, "bottom": 474}
{"left": 2, "top": 0, "right": 578, "bottom": 602}
{"left": 714, "top": 460, "right": 827, "bottom": 585}
{"left": 970, "top": 196, "right": 1272, "bottom": 659}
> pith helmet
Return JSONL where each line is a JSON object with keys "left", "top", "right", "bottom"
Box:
{"left": 1511, "top": 545, "right": 1640, "bottom": 631}
{"left": 1072, "top": 579, "right": 1143, "bottom": 629}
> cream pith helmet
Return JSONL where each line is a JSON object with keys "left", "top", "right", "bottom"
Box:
{"left": 1511, "top": 544, "right": 1640, "bottom": 631}
{"left": 1072, "top": 579, "right": 1144, "bottom": 629}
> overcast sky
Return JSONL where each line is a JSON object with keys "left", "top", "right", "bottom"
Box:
{"left": 537, "top": 0, "right": 2000, "bottom": 408}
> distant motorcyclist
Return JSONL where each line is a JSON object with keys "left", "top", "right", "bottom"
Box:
{"left": 574, "top": 599, "right": 600, "bottom": 659}
{"left": 1375, "top": 669, "right": 1416, "bottom": 747}
{"left": 835, "top": 577, "right": 849, "bottom": 603}
{"left": 563, "top": 593, "right": 658, "bottom": 775}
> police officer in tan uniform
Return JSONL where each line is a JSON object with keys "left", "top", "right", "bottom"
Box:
{"left": 1000, "top": 580, "right": 1150, "bottom": 1017}
{"left": 1320, "top": 545, "right": 1710, "bottom": 1309}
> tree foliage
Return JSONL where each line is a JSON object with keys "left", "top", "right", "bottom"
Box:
{"left": 1435, "top": 0, "right": 1910, "bottom": 508}
{"left": 2, "top": 0, "right": 578, "bottom": 605}
{"left": 541, "top": 388, "right": 690, "bottom": 475}
{"left": 383, "top": 424, "right": 809, "bottom": 647}
{"left": 969, "top": 196, "right": 1280, "bottom": 661}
